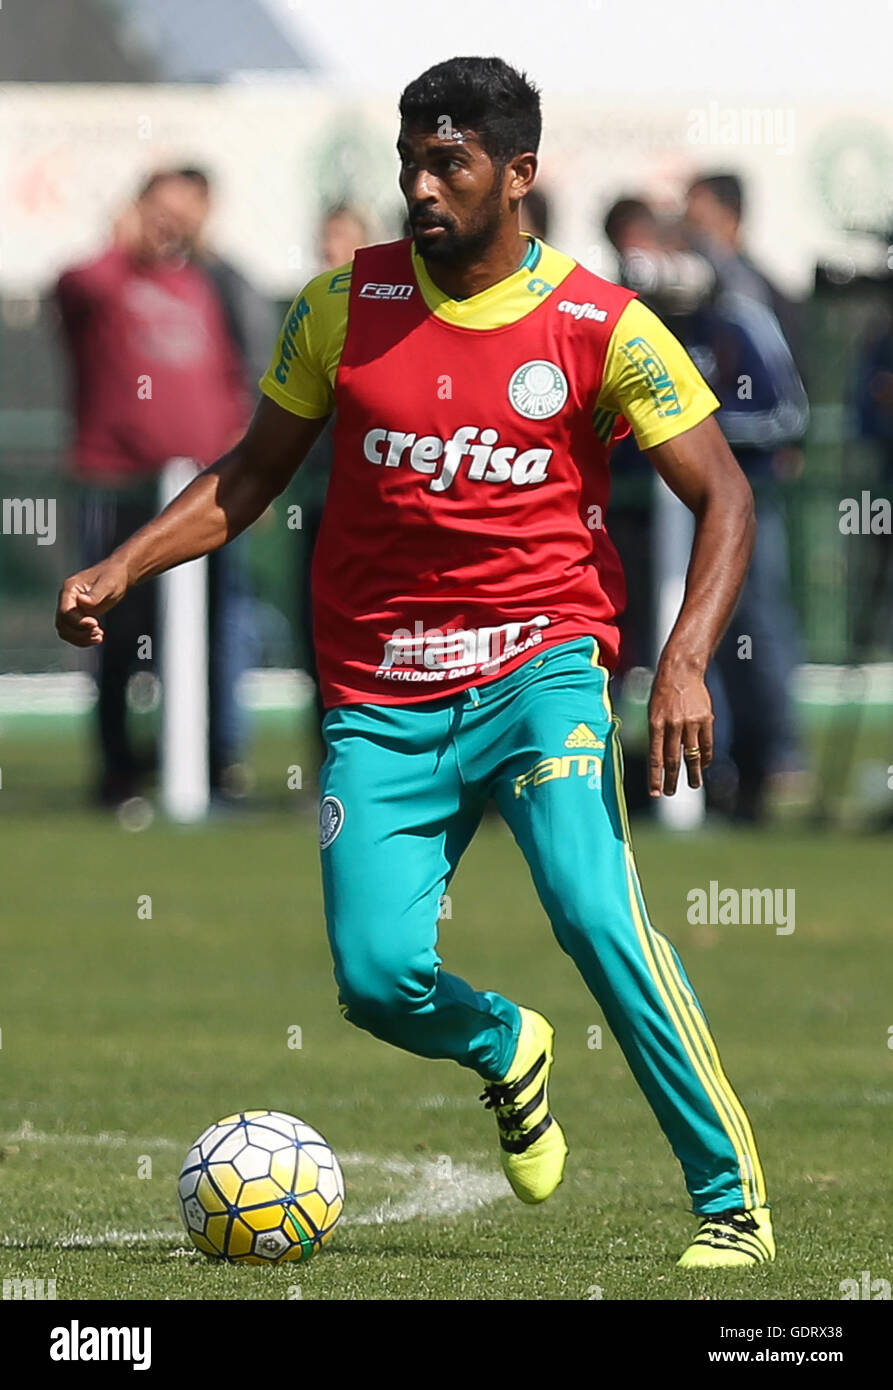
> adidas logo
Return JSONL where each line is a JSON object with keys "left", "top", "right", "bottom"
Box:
{"left": 564, "top": 723, "right": 604, "bottom": 750}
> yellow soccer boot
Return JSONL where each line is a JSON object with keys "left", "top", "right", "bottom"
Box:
{"left": 479, "top": 1007, "right": 568, "bottom": 1204}
{"left": 677, "top": 1206, "right": 775, "bottom": 1268}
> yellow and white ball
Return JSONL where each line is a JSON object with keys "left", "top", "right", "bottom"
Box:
{"left": 178, "top": 1111, "right": 344, "bottom": 1263}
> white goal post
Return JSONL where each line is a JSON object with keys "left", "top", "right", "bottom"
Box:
{"left": 158, "top": 458, "right": 209, "bottom": 823}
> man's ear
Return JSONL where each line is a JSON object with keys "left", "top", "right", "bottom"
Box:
{"left": 507, "top": 152, "right": 538, "bottom": 206}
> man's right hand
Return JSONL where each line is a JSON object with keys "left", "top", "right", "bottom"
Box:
{"left": 55, "top": 559, "right": 130, "bottom": 647}
{"left": 54, "top": 401, "right": 329, "bottom": 650}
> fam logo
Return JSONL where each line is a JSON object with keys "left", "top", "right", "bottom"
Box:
{"left": 618, "top": 337, "right": 681, "bottom": 418}
{"left": 359, "top": 282, "right": 414, "bottom": 300}
{"left": 319, "top": 796, "right": 345, "bottom": 849}
{"left": 513, "top": 750, "right": 604, "bottom": 798}
{"left": 508, "top": 359, "right": 569, "bottom": 420}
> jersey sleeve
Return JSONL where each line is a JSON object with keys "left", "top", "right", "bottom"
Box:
{"left": 597, "top": 298, "right": 719, "bottom": 450}
{"left": 258, "top": 263, "right": 352, "bottom": 419}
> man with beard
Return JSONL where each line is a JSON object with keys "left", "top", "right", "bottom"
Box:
{"left": 56, "top": 57, "right": 771, "bottom": 1268}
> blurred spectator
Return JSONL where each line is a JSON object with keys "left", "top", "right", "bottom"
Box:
{"left": 319, "top": 203, "right": 372, "bottom": 273}
{"left": 701, "top": 291, "right": 810, "bottom": 821}
{"left": 605, "top": 190, "right": 810, "bottom": 821}
{"left": 686, "top": 172, "right": 804, "bottom": 374}
{"left": 604, "top": 197, "right": 716, "bottom": 314}
{"left": 55, "top": 171, "right": 252, "bottom": 806}
{"left": 686, "top": 178, "right": 810, "bottom": 819}
{"left": 604, "top": 197, "right": 655, "bottom": 254}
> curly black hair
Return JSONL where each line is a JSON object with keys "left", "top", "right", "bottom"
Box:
{"left": 399, "top": 56, "right": 541, "bottom": 168}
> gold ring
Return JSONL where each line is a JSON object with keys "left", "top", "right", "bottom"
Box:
{"left": 683, "top": 747, "right": 701, "bottom": 758}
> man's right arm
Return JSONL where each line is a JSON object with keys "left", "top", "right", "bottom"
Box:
{"left": 55, "top": 397, "right": 328, "bottom": 648}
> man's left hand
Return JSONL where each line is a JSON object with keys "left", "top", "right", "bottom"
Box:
{"left": 648, "top": 657, "right": 714, "bottom": 797}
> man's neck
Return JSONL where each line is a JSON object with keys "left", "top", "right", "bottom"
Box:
{"left": 419, "top": 229, "right": 531, "bottom": 302}
{"left": 130, "top": 249, "right": 187, "bottom": 272}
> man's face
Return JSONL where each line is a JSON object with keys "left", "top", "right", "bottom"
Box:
{"left": 686, "top": 186, "right": 738, "bottom": 247}
{"left": 616, "top": 215, "right": 660, "bottom": 255}
{"left": 138, "top": 178, "right": 206, "bottom": 261}
{"left": 320, "top": 211, "right": 367, "bottom": 271}
{"left": 397, "top": 124, "right": 511, "bottom": 265}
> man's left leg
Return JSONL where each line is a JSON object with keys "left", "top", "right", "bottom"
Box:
{"left": 478, "top": 637, "right": 772, "bottom": 1266}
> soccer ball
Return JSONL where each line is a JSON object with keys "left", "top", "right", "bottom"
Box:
{"left": 177, "top": 1110, "right": 344, "bottom": 1263}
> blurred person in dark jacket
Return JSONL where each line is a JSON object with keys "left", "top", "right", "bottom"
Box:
{"left": 693, "top": 279, "right": 809, "bottom": 821}
{"left": 55, "top": 171, "right": 252, "bottom": 806}
{"left": 686, "top": 173, "right": 804, "bottom": 375}
{"left": 605, "top": 192, "right": 810, "bottom": 821}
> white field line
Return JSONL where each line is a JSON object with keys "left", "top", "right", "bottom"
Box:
{"left": 2, "top": 1125, "right": 181, "bottom": 1150}
{"left": 348, "top": 1161, "right": 511, "bottom": 1226}
{"left": 1, "top": 1230, "right": 185, "bottom": 1250}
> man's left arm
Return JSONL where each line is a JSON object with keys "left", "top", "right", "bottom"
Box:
{"left": 644, "top": 415, "right": 755, "bottom": 797}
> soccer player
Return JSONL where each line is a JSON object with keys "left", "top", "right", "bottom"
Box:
{"left": 56, "top": 57, "right": 772, "bottom": 1269}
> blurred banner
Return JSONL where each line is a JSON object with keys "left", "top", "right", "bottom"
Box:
{"left": 2, "top": 84, "right": 893, "bottom": 296}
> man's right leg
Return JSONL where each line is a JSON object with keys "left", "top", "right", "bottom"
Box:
{"left": 317, "top": 700, "right": 520, "bottom": 1082}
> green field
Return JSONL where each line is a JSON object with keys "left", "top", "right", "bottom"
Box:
{"left": 1, "top": 722, "right": 891, "bottom": 1302}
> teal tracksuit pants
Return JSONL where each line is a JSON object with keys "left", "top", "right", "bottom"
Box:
{"left": 318, "top": 636, "right": 766, "bottom": 1215}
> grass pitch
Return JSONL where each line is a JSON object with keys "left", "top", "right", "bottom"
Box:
{"left": 0, "top": 726, "right": 890, "bottom": 1301}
